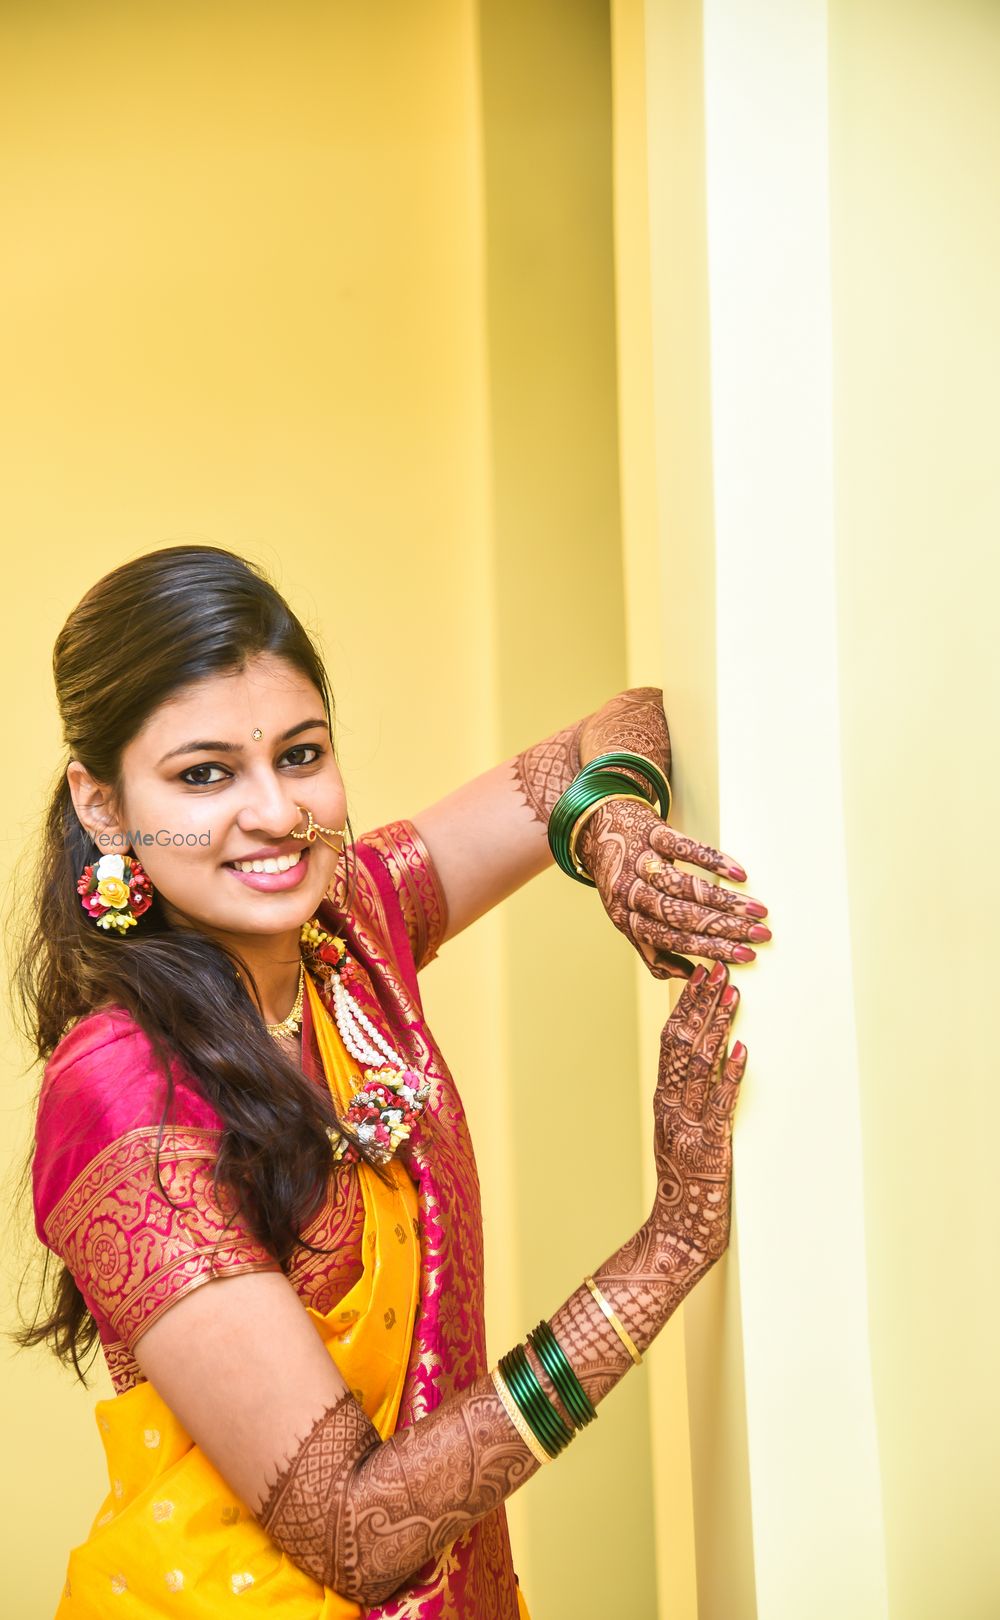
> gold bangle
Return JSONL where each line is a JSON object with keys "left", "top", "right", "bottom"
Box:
{"left": 583, "top": 1276, "right": 643, "bottom": 1367}
{"left": 491, "top": 1365, "right": 552, "bottom": 1466}
{"left": 567, "top": 793, "right": 652, "bottom": 880}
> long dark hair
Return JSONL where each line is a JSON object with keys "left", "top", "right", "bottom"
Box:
{"left": 6, "top": 544, "right": 372, "bottom": 1385}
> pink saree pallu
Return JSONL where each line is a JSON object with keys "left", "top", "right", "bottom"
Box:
{"left": 33, "top": 821, "right": 528, "bottom": 1619}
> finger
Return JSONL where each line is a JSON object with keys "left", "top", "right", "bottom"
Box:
{"left": 629, "top": 880, "right": 771, "bottom": 946}
{"left": 658, "top": 966, "right": 715, "bottom": 1104}
{"left": 703, "top": 1041, "right": 748, "bottom": 1145}
{"left": 683, "top": 984, "right": 739, "bottom": 1115}
{"left": 636, "top": 852, "right": 768, "bottom": 920}
{"left": 650, "top": 821, "right": 747, "bottom": 882}
{"left": 660, "top": 965, "right": 729, "bottom": 1111}
{"left": 659, "top": 964, "right": 711, "bottom": 1044}
{"left": 632, "top": 913, "right": 757, "bottom": 965}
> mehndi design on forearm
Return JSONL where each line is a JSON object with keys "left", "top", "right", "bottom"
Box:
{"left": 256, "top": 1376, "right": 539, "bottom": 1605}
{"left": 510, "top": 687, "right": 670, "bottom": 828}
{"left": 253, "top": 972, "right": 743, "bottom": 1606}
{"left": 531, "top": 970, "right": 742, "bottom": 1413}
{"left": 576, "top": 684, "right": 672, "bottom": 799}
{"left": 511, "top": 717, "right": 586, "bottom": 825}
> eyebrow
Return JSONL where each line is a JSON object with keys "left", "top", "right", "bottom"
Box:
{"left": 157, "top": 718, "right": 329, "bottom": 767}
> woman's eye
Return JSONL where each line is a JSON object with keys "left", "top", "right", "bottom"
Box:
{"left": 179, "top": 763, "right": 231, "bottom": 786}
{"left": 283, "top": 745, "right": 323, "bottom": 767}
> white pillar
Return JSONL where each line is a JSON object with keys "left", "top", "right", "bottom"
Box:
{"left": 699, "top": 1, "right": 889, "bottom": 1613}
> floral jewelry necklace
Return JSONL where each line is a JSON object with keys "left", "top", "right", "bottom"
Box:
{"left": 299, "top": 918, "right": 430, "bottom": 1166}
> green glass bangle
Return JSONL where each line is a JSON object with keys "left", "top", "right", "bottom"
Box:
{"left": 579, "top": 750, "right": 672, "bottom": 823}
{"left": 527, "top": 1320, "right": 597, "bottom": 1430}
{"left": 499, "top": 1346, "right": 574, "bottom": 1457}
{"left": 505, "top": 1349, "right": 573, "bottom": 1458}
{"left": 547, "top": 768, "right": 650, "bottom": 886}
{"left": 497, "top": 1351, "right": 561, "bottom": 1459}
{"left": 499, "top": 1347, "right": 570, "bottom": 1457}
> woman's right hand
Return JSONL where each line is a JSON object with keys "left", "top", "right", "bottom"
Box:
{"left": 648, "top": 960, "right": 747, "bottom": 1272}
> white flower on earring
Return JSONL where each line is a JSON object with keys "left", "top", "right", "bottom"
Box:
{"left": 94, "top": 854, "right": 125, "bottom": 882}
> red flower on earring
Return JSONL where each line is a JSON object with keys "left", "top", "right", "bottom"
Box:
{"left": 77, "top": 852, "right": 153, "bottom": 933}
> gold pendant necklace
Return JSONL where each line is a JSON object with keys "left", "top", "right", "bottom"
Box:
{"left": 265, "top": 959, "right": 306, "bottom": 1039}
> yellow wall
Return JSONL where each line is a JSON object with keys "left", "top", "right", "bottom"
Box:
{"left": 0, "top": 4, "right": 651, "bottom": 1615}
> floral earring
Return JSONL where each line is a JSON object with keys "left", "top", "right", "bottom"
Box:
{"left": 77, "top": 849, "right": 154, "bottom": 934}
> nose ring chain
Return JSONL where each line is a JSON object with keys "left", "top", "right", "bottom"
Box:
{"left": 289, "top": 804, "right": 347, "bottom": 852}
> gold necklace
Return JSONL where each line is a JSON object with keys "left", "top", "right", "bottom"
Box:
{"left": 265, "top": 959, "right": 306, "bottom": 1039}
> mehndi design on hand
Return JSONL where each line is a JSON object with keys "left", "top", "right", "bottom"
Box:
{"left": 576, "top": 797, "right": 770, "bottom": 978}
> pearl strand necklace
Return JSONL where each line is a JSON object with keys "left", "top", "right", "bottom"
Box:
{"left": 328, "top": 965, "right": 406, "bottom": 1069}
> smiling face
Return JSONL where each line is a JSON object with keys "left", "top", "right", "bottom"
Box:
{"left": 66, "top": 652, "right": 347, "bottom": 949}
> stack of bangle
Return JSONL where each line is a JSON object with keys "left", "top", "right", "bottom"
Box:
{"left": 547, "top": 749, "right": 673, "bottom": 887}
{"left": 491, "top": 1316, "right": 601, "bottom": 1466}
{"left": 527, "top": 1320, "right": 598, "bottom": 1429}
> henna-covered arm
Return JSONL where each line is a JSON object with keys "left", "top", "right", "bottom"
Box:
{"left": 254, "top": 967, "right": 744, "bottom": 1605}
{"left": 512, "top": 685, "right": 770, "bottom": 979}
{"left": 257, "top": 1262, "right": 689, "bottom": 1605}
{"left": 407, "top": 686, "right": 677, "bottom": 945}
{"left": 510, "top": 684, "right": 671, "bottom": 827}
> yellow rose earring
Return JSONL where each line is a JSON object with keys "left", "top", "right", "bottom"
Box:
{"left": 289, "top": 804, "right": 347, "bottom": 852}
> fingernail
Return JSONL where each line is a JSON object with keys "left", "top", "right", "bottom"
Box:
{"left": 732, "top": 1040, "right": 746, "bottom": 1061}
{"left": 709, "top": 961, "right": 727, "bottom": 984}
{"left": 690, "top": 965, "right": 708, "bottom": 986}
{"left": 733, "top": 946, "right": 756, "bottom": 963}
{"left": 745, "top": 901, "right": 768, "bottom": 918}
{"left": 748, "top": 925, "right": 772, "bottom": 942}
{"left": 726, "top": 863, "right": 747, "bottom": 881}
{"left": 722, "top": 985, "right": 739, "bottom": 1007}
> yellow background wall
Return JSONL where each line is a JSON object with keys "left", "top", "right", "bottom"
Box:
{"left": 2, "top": 3, "right": 997, "bottom": 1617}
{"left": 0, "top": 5, "right": 650, "bottom": 1616}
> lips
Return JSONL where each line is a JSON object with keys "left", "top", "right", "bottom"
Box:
{"left": 224, "top": 845, "right": 312, "bottom": 893}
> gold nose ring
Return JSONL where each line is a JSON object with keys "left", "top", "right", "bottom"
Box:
{"left": 289, "top": 804, "right": 347, "bottom": 852}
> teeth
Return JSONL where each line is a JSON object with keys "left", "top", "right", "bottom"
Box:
{"left": 231, "top": 850, "right": 302, "bottom": 874}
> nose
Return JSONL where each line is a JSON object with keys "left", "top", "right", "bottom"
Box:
{"left": 235, "top": 769, "right": 304, "bottom": 841}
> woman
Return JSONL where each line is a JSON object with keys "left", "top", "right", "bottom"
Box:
{"left": 13, "top": 545, "right": 771, "bottom": 1616}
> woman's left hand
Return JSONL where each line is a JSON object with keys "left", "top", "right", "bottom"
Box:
{"left": 575, "top": 796, "right": 772, "bottom": 980}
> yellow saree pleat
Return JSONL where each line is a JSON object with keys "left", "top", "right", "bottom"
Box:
{"left": 56, "top": 972, "right": 420, "bottom": 1616}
